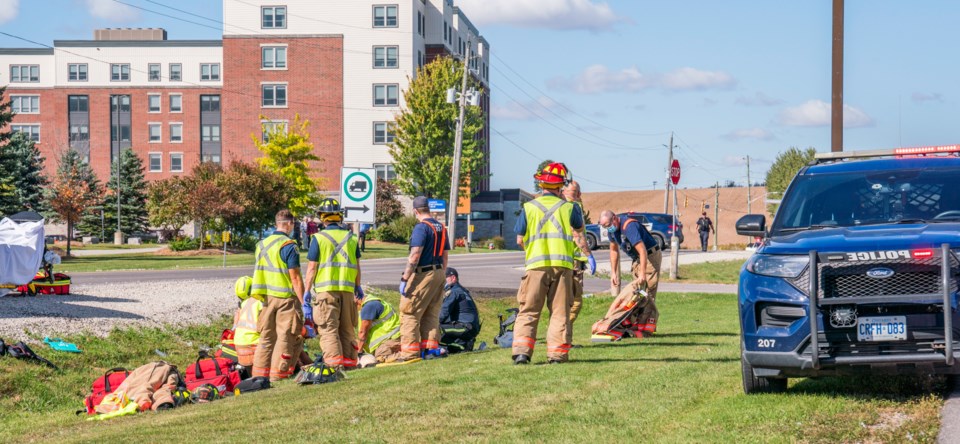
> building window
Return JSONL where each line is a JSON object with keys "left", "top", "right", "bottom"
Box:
{"left": 170, "top": 123, "right": 183, "bottom": 142}
{"left": 374, "top": 163, "right": 397, "bottom": 181}
{"left": 149, "top": 153, "right": 162, "bottom": 172}
{"left": 110, "top": 95, "right": 131, "bottom": 112}
{"left": 444, "top": 21, "right": 448, "bottom": 42}
{"left": 373, "top": 5, "right": 398, "bottom": 27}
{"left": 202, "top": 125, "right": 221, "bottom": 142}
{"left": 11, "top": 125, "right": 40, "bottom": 142}
{"left": 148, "top": 63, "right": 161, "bottom": 81}
{"left": 169, "top": 63, "right": 182, "bottom": 81}
{"left": 202, "top": 154, "right": 221, "bottom": 164}
{"left": 373, "top": 46, "right": 398, "bottom": 69}
{"left": 170, "top": 153, "right": 183, "bottom": 173}
{"left": 262, "top": 46, "right": 287, "bottom": 69}
{"left": 68, "top": 64, "right": 87, "bottom": 81}
{"left": 373, "top": 84, "right": 399, "bottom": 106}
{"left": 148, "top": 124, "right": 162, "bottom": 142}
{"left": 70, "top": 124, "right": 89, "bottom": 144}
{"left": 418, "top": 50, "right": 423, "bottom": 68}
{"left": 201, "top": 95, "right": 221, "bottom": 112}
{"left": 11, "top": 95, "right": 39, "bottom": 114}
{"left": 261, "top": 120, "right": 288, "bottom": 142}
{"left": 262, "top": 84, "right": 287, "bottom": 107}
{"left": 10, "top": 65, "right": 39, "bottom": 83}
{"left": 111, "top": 124, "right": 131, "bottom": 142}
{"left": 417, "top": 11, "right": 422, "bottom": 36}
{"left": 262, "top": 6, "right": 286, "bottom": 29}
{"left": 110, "top": 64, "right": 130, "bottom": 81}
{"left": 169, "top": 94, "right": 182, "bottom": 113}
{"left": 148, "top": 94, "right": 162, "bottom": 113}
{"left": 373, "top": 122, "right": 394, "bottom": 144}
{"left": 200, "top": 63, "right": 220, "bottom": 81}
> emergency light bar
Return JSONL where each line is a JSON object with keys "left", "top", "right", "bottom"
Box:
{"left": 814, "top": 144, "right": 960, "bottom": 162}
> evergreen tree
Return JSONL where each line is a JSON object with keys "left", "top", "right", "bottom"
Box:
{"left": 0, "top": 86, "right": 16, "bottom": 217}
{"left": 0, "top": 132, "right": 49, "bottom": 216}
{"left": 86, "top": 149, "right": 149, "bottom": 236}
{"left": 0, "top": 86, "right": 12, "bottom": 145}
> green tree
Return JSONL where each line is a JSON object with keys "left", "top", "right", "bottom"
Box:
{"left": 252, "top": 115, "right": 322, "bottom": 217}
{"left": 0, "top": 133, "right": 50, "bottom": 216}
{"left": 389, "top": 57, "right": 486, "bottom": 199}
{"left": 146, "top": 177, "right": 191, "bottom": 240}
{"left": 81, "top": 149, "right": 149, "bottom": 237}
{"left": 0, "top": 86, "right": 13, "bottom": 145}
{"left": 766, "top": 147, "right": 817, "bottom": 214}
{"left": 183, "top": 162, "right": 240, "bottom": 250}
{"left": 0, "top": 86, "right": 18, "bottom": 217}
{"left": 219, "top": 161, "right": 290, "bottom": 237}
{"left": 375, "top": 178, "right": 404, "bottom": 225}
{"left": 46, "top": 150, "right": 101, "bottom": 255}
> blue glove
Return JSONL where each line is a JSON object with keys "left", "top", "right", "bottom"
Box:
{"left": 304, "top": 324, "right": 316, "bottom": 339}
{"left": 355, "top": 286, "right": 365, "bottom": 300}
{"left": 302, "top": 291, "right": 313, "bottom": 320}
{"left": 399, "top": 280, "right": 408, "bottom": 296}
{"left": 588, "top": 255, "right": 597, "bottom": 275}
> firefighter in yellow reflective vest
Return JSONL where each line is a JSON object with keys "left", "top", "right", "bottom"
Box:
{"left": 512, "top": 162, "right": 596, "bottom": 365}
{"left": 304, "top": 198, "right": 362, "bottom": 369}
{"left": 232, "top": 276, "right": 264, "bottom": 370}
{"left": 251, "top": 209, "right": 306, "bottom": 382}
{"left": 356, "top": 293, "right": 403, "bottom": 365}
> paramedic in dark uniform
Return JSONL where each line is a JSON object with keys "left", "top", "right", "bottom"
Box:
{"left": 439, "top": 267, "right": 481, "bottom": 353}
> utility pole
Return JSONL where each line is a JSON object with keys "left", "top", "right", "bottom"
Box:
{"left": 670, "top": 180, "right": 679, "bottom": 279}
{"left": 713, "top": 182, "right": 719, "bottom": 251}
{"left": 446, "top": 44, "right": 471, "bottom": 249}
{"left": 663, "top": 132, "right": 673, "bottom": 213}
{"left": 832, "top": 0, "right": 844, "bottom": 152}
{"left": 746, "top": 155, "right": 752, "bottom": 214}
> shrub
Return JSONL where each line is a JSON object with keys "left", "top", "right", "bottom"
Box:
{"left": 233, "top": 235, "right": 260, "bottom": 252}
{"left": 491, "top": 236, "right": 506, "bottom": 250}
{"left": 375, "top": 216, "right": 419, "bottom": 243}
{"left": 168, "top": 237, "right": 199, "bottom": 252}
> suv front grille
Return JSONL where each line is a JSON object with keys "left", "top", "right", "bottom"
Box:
{"left": 787, "top": 254, "right": 958, "bottom": 299}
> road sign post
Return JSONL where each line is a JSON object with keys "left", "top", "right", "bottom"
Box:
{"left": 670, "top": 160, "right": 681, "bottom": 279}
{"left": 340, "top": 167, "right": 377, "bottom": 224}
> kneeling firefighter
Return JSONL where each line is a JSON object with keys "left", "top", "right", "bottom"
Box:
{"left": 357, "top": 292, "right": 403, "bottom": 365}
{"left": 233, "top": 276, "right": 264, "bottom": 370}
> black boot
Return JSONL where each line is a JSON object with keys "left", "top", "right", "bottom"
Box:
{"left": 512, "top": 354, "right": 530, "bottom": 365}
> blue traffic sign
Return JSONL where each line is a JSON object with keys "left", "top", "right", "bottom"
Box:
{"left": 428, "top": 199, "right": 446, "bottom": 212}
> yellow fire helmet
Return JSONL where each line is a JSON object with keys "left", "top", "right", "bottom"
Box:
{"left": 234, "top": 276, "right": 253, "bottom": 300}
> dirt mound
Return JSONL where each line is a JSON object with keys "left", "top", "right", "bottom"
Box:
{"left": 581, "top": 186, "right": 768, "bottom": 247}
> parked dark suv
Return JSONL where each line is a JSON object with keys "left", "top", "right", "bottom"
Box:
{"left": 584, "top": 212, "right": 684, "bottom": 250}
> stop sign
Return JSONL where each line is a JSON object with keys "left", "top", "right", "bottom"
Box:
{"left": 670, "top": 159, "right": 681, "bottom": 185}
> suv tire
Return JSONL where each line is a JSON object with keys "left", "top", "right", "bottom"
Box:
{"left": 652, "top": 234, "right": 665, "bottom": 250}
{"left": 586, "top": 233, "right": 598, "bottom": 250}
{"left": 741, "top": 346, "right": 787, "bottom": 394}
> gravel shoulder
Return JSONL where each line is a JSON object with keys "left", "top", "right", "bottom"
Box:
{"left": 0, "top": 279, "right": 236, "bottom": 340}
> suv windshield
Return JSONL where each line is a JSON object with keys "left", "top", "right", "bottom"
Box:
{"left": 772, "top": 167, "right": 960, "bottom": 234}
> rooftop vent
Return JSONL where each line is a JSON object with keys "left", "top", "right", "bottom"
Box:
{"left": 94, "top": 28, "right": 167, "bottom": 41}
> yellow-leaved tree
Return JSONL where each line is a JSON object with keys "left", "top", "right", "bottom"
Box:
{"left": 252, "top": 115, "right": 323, "bottom": 217}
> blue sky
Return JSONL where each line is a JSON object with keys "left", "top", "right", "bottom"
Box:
{"left": 3, "top": 1, "right": 960, "bottom": 192}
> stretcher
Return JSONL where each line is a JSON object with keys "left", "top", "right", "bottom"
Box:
{"left": 591, "top": 283, "right": 649, "bottom": 343}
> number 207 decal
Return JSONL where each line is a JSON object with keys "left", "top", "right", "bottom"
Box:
{"left": 757, "top": 339, "right": 776, "bottom": 348}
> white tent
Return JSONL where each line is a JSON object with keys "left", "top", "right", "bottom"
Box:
{"left": 0, "top": 215, "right": 45, "bottom": 293}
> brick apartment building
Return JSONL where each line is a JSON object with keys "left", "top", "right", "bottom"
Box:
{"left": 0, "top": 0, "right": 491, "bottom": 191}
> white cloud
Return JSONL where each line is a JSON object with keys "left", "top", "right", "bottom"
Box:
{"left": 723, "top": 128, "right": 775, "bottom": 142}
{"left": 491, "top": 96, "right": 564, "bottom": 120}
{"left": 736, "top": 92, "right": 784, "bottom": 107}
{"left": 456, "top": 0, "right": 628, "bottom": 32}
{"left": 0, "top": 0, "right": 19, "bottom": 24}
{"left": 547, "top": 65, "right": 735, "bottom": 94}
{"left": 912, "top": 92, "right": 943, "bottom": 103}
{"left": 87, "top": 0, "right": 140, "bottom": 22}
{"left": 777, "top": 99, "right": 874, "bottom": 128}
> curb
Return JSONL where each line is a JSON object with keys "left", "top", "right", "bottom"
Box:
{"left": 939, "top": 377, "right": 960, "bottom": 443}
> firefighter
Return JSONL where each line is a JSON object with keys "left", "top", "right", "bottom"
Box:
{"left": 232, "top": 276, "right": 263, "bottom": 371}
{"left": 397, "top": 196, "right": 450, "bottom": 362}
{"left": 251, "top": 209, "right": 306, "bottom": 382}
{"left": 357, "top": 292, "right": 403, "bottom": 365}
{"left": 304, "top": 198, "right": 362, "bottom": 370}
{"left": 593, "top": 210, "right": 662, "bottom": 339}
{"left": 513, "top": 162, "right": 595, "bottom": 364}
{"left": 562, "top": 180, "right": 591, "bottom": 344}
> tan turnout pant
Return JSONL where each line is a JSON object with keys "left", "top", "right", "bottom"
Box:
{"left": 513, "top": 266, "right": 574, "bottom": 362}
{"left": 567, "top": 263, "right": 585, "bottom": 343}
{"left": 374, "top": 338, "right": 403, "bottom": 363}
{"left": 314, "top": 291, "right": 359, "bottom": 368}
{"left": 593, "top": 250, "right": 661, "bottom": 336}
{"left": 399, "top": 269, "right": 445, "bottom": 360}
{"left": 252, "top": 296, "right": 304, "bottom": 381}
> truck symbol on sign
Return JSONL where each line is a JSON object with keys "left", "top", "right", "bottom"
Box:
{"left": 349, "top": 180, "right": 368, "bottom": 193}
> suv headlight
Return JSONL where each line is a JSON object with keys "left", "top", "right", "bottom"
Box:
{"left": 746, "top": 254, "right": 809, "bottom": 278}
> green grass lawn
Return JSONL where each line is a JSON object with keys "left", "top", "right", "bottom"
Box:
{"left": 602, "top": 259, "right": 746, "bottom": 286}
{"left": 0, "top": 291, "right": 943, "bottom": 443}
{"left": 52, "top": 243, "right": 160, "bottom": 251}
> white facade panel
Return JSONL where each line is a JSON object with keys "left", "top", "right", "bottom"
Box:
{"left": 53, "top": 46, "right": 223, "bottom": 87}
{"left": 0, "top": 53, "right": 56, "bottom": 88}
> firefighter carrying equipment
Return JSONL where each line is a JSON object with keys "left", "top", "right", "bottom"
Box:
{"left": 252, "top": 234, "right": 297, "bottom": 299}
{"left": 522, "top": 194, "right": 577, "bottom": 270}
{"left": 534, "top": 162, "right": 571, "bottom": 188}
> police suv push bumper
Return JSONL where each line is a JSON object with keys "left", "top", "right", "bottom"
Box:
{"left": 744, "top": 244, "right": 958, "bottom": 374}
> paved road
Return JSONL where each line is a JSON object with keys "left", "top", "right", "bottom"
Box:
{"left": 70, "top": 250, "right": 739, "bottom": 295}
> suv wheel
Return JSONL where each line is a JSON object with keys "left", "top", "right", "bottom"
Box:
{"left": 586, "top": 233, "right": 597, "bottom": 250}
{"left": 741, "top": 346, "right": 787, "bottom": 394}
{"left": 652, "top": 234, "right": 665, "bottom": 250}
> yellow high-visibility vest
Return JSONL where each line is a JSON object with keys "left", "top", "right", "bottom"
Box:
{"left": 359, "top": 296, "right": 401, "bottom": 353}
{"left": 311, "top": 228, "right": 359, "bottom": 293}
{"left": 251, "top": 234, "right": 296, "bottom": 298}
{"left": 522, "top": 194, "right": 576, "bottom": 270}
{"left": 234, "top": 298, "right": 263, "bottom": 347}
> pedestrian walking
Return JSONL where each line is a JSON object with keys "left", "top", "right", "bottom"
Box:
{"left": 359, "top": 223, "right": 372, "bottom": 252}
{"left": 697, "top": 211, "right": 714, "bottom": 252}
{"left": 562, "top": 180, "right": 591, "bottom": 345}
{"left": 251, "top": 209, "right": 306, "bottom": 382}
{"left": 303, "top": 198, "right": 362, "bottom": 370}
{"left": 592, "top": 210, "right": 662, "bottom": 339}
{"left": 512, "top": 162, "right": 595, "bottom": 365}
{"left": 397, "top": 196, "right": 450, "bottom": 363}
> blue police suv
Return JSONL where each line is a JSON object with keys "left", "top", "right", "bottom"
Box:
{"left": 737, "top": 145, "right": 960, "bottom": 393}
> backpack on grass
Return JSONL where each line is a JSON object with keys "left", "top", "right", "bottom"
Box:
{"left": 82, "top": 368, "right": 129, "bottom": 415}
{"left": 183, "top": 353, "right": 241, "bottom": 393}
{"left": 494, "top": 308, "right": 519, "bottom": 348}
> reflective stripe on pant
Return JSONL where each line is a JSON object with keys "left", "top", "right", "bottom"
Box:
{"left": 237, "top": 344, "right": 257, "bottom": 367}
{"left": 313, "top": 291, "right": 359, "bottom": 367}
{"left": 252, "top": 296, "right": 304, "bottom": 381}
{"left": 567, "top": 264, "right": 584, "bottom": 344}
{"left": 440, "top": 322, "right": 478, "bottom": 353}
{"left": 374, "top": 338, "right": 402, "bottom": 363}
{"left": 512, "top": 267, "right": 573, "bottom": 362}
{"left": 399, "top": 269, "right": 445, "bottom": 360}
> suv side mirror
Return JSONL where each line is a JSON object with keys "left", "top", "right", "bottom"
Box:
{"left": 736, "top": 214, "right": 766, "bottom": 237}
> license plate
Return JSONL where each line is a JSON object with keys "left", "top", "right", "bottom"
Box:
{"left": 857, "top": 316, "right": 907, "bottom": 341}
